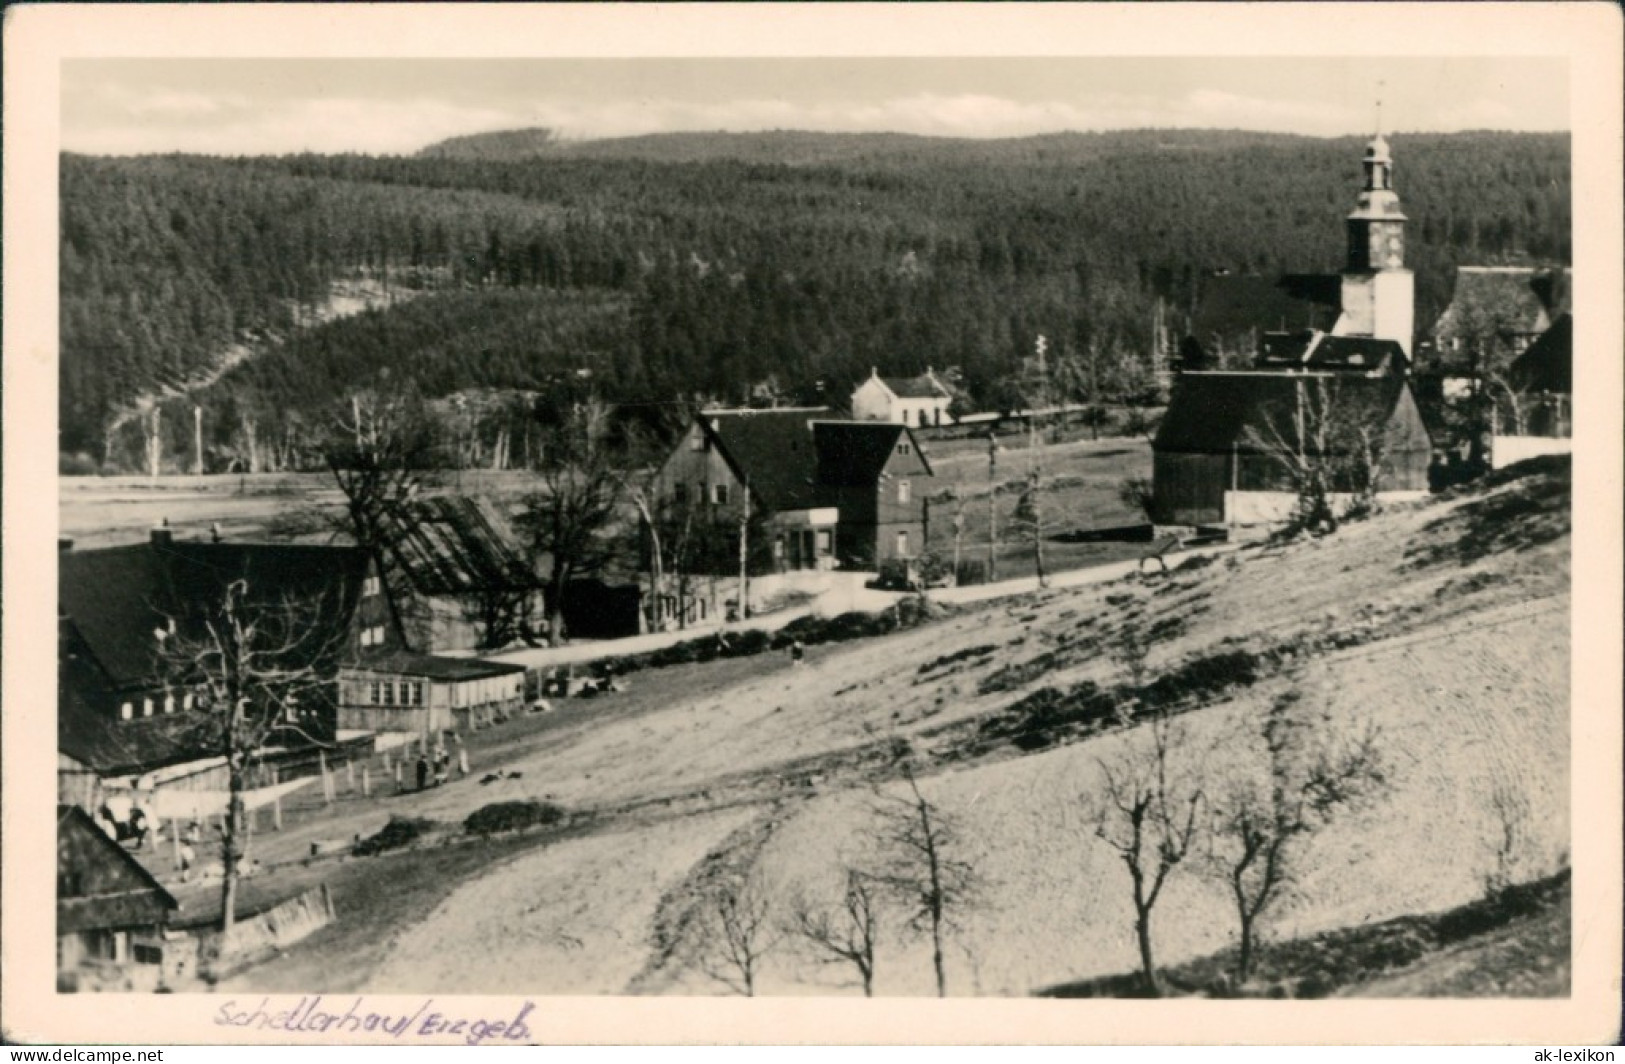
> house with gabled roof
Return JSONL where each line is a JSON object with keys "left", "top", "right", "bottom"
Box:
{"left": 57, "top": 803, "right": 182, "bottom": 991}
{"left": 655, "top": 407, "right": 934, "bottom": 576}
{"left": 378, "top": 494, "right": 546, "bottom": 652}
{"left": 58, "top": 527, "right": 524, "bottom": 821}
{"left": 851, "top": 367, "right": 956, "bottom": 428}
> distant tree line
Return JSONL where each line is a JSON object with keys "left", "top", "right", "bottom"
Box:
{"left": 60, "top": 130, "right": 1570, "bottom": 472}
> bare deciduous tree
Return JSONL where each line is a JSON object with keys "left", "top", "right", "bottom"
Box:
{"left": 517, "top": 397, "right": 626, "bottom": 646}
{"left": 871, "top": 769, "right": 980, "bottom": 997}
{"left": 156, "top": 578, "right": 344, "bottom": 936}
{"left": 1090, "top": 705, "right": 1204, "bottom": 997}
{"left": 1203, "top": 690, "right": 1385, "bottom": 985}
{"left": 785, "top": 868, "right": 882, "bottom": 996}
{"left": 325, "top": 388, "right": 441, "bottom": 631}
{"left": 1244, "top": 375, "right": 1389, "bottom": 535}
{"left": 694, "top": 871, "right": 781, "bottom": 997}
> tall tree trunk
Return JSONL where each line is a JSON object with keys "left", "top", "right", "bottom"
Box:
{"left": 1135, "top": 907, "right": 1160, "bottom": 997}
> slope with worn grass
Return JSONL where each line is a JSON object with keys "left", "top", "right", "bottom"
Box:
{"left": 333, "top": 459, "right": 1571, "bottom": 996}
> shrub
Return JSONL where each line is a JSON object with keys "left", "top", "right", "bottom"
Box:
{"left": 60, "top": 451, "right": 100, "bottom": 476}
{"left": 353, "top": 816, "right": 436, "bottom": 857}
{"left": 464, "top": 799, "right": 567, "bottom": 837}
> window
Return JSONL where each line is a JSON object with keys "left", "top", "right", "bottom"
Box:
{"left": 712, "top": 483, "right": 729, "bottom": 506}
{"left": 369, "top": 681, "right": 381, "bottom": 706}
{"left": 817, "top": 530, "right": 832, "bottom": 553}
{"left": 689, "top": 429, "right": 706, "bottom": 451}
{"left": 896, "top": 531, "right": 911, "bottom": 557}
{"left": 382, "top": 682, "right": 395, "bottom": 707}
{"left": 898, "top": 480, "right": 911, "bottom": 504}
{"left": 363, "top": 575, "right": 381, "bottom": 597}
{"left": 120, "top": 702, "right": 133, "bottom": 721}
{"left": 142, "top": 698, "right": 154, "bottom": 718}
{"left": 182, "top": 691, "right": 195, "bottom": 711}
{"left": 163, "top": 693, "right": 175, "bottom": 715}
{"left": 673, "top": 483, "right": 687, "bottom": 505}
{"left": 360, "top": 627, "right": 373, "bottom": 648}
{"left": 897, "top": 442, "right": 911, "bottom": 456}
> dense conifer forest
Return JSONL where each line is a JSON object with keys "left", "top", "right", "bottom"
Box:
{"left": 60, "top": 128, "right": 1570, "bottom": 472}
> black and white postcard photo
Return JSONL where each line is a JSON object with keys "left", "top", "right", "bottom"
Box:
{"left": 4, "top": 2, "right": 1620, "bottom": 1048}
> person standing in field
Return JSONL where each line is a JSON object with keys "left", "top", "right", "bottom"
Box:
{"left": 790, "top": 638, "right": 805, "bottom": 667}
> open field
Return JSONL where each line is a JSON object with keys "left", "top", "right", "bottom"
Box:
{"left": 195, "top": 458, "right": 1568, "bottom": 996}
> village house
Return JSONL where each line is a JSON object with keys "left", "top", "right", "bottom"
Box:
{"left": 1154, "top": 134, "right": 1431, "bottom": 526}
{"left": 851, "top": 368, "right": 957, "bottom": 427}
{"left": 1492, "top": 311, "right": 1573, "bottom": 468}
{"left": 1425, "top": 265, "right": 1571, "bottom": 383}
{"left": 653, "top": 407, "right": 934, "bottom": 587}
{"left": 58, "top": 527, "right": 524, "bottom": 827}
{"left": 379, "top": 495, "right": 546, "bottom": 652}
{"left": 57, "top": 803, "right": 184, "bottom": 992}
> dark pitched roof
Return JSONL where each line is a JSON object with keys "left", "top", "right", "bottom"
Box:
{"left": 57, "top": 805, "right": 178, "bottom": 934}
{"left": 57, "top": 663, "right": 223, "bottom": 775}
{"left": 1191, "top": 273, "right": 1341, "bottom": 340}
{"left": 59, "top": 539, "right": 370, "bottom": 692}
{"left": 351, "top": 648, "right": 526, "bottom": 680}
{"left": 702, "top": 408, "right": 831, "bottom": 512}
{"left": 1509, "top": 313, "right": 1572, "bottom": 394}
{"left": 1258, "top": 331, "right": 1408, "bottom": 374}
{"left": 382, "top": 496, "right": 541, "bottom": 598}
{"left": 1153, "top": 371, "right": 1407, "bottom": 455}
{"left": 1432, "top": 266, "right": 1571, "bottom": 341}
{"left": 880, "top": 374, "right": 952, "bottom": 400}
{"left": 812, "top": 421, "right": 933, "bottom": 486}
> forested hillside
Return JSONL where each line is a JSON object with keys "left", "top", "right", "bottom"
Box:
{"left": 60, "top": 129, "right": 1570, "bottom": 472}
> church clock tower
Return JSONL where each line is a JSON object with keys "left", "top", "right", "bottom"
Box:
{"left": 1333, "top": 134, "right": 1415, "bottom": 357}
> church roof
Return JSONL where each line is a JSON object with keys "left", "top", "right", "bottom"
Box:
{"left": 1154, "top": 371, "right": 1408, "bottom": 456}
{"left": 1258, "top": 331, "right": 1408, "bottom": 375}
{"left": 1191, "top": 273, "right": 1341, "bottom": 341}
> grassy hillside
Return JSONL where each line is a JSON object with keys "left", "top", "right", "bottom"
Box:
{"left": 217, "top": 457, "right": 1570, "bottom": 997}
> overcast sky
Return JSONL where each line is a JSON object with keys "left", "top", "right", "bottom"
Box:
{"left": 62, "top": 57, "right": 1569, "bottom": 156}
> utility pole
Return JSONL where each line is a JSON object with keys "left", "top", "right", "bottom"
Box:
{"left": 737, "top": 475, "right": 751, "bottom": 621}
{"left": 193, "top": 405, "right": 204, "bottom": 476}
{"left": 986, "top": 429, "right": 998, "bottom": 583}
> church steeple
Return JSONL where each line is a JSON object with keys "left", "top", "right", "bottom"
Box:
{"left": 1346, "top": 133, "right": 1407, "bottom": 272}
{"left": 1333, "top": 131, "right": 1415, "bottom": 356}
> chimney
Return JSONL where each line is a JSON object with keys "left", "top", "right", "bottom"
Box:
{"left": 58, "top": 537, "right": 74, "bottom": 552}
{"left": 210, "top": 522, "right": 223, "bottom": 543}
{"left": 151, "top": 519, "right": 173, "bottom": 547}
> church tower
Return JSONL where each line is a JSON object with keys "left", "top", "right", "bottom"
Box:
{"left": 1333, "top": 133, "right": 1415, "bottom": 357}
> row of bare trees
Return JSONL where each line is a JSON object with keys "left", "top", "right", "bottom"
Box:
{"left": 690, "top": 771, "right": 980, "bottom": 997}
{"left": 685, "top": 617, "right": 1390, "bottom": 997}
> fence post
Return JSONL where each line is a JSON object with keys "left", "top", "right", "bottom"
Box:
{"left": 346, "top": 759, "right": 355, "bottom": 793}
{"left": 271, "top": 766, "right": 283, "bottom": 831}
{"left": 319, "top": 752, "right": 331, "bottom": 805}
{"left": 362, "top": 767, "right": 371, "bottom": 798}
